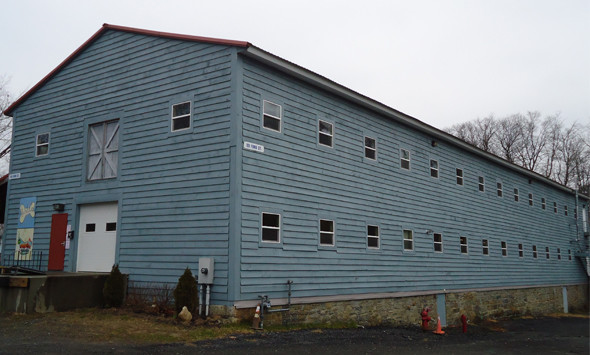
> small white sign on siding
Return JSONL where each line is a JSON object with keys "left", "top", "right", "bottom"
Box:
{"left": 244, "top": 141, "right": 264, "bottom": 153}
{"left": 8, "top": 173, "right": 21, "bottom": 180}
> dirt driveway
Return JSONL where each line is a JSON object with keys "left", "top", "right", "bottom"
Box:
{"left": 0, "top": 311, "right": 588, "bottom": 354}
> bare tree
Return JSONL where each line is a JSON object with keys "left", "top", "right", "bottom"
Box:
{"left": 0, "top": 75, "right": 12, "bottom": 174}
{"left": 516, "top": 111, "right": 546, "bottom": 171}
{"left": 496, "top": 114, "right": 523, "bottom": 163}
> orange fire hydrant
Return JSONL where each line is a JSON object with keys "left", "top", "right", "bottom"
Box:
{"left": 420, "top": 307, "right": 431, "bottom": 331}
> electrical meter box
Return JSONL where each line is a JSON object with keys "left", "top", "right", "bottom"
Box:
{"left": 198, "top": 257, "right": 214, "bottom": 284}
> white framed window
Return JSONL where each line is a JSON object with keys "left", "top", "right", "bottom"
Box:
{"left": 533, "top": 245, "right": 538, "bottom": 258}
{"left": 88, "top": 120, "right": 119, "bottom": 180}
{"left": 501, "top": 241, "right": 507, "bottom": 256}
{"left": 518, "top": 243, "right": 523, "bottom": 258}
{"left": 482, "top": 239, "right": 489, "bottom": 255}
{"left": 262, "top": 100, "right": 282, "bottom": 132}
{"left": 400, "top": 149, "right": 410, "bottom": 170}
{"left": 367, "top": 225, "right": 380, "bottom": 249}
{"left": 557, "top": 248, "right": 561, "bottom": 260}
{"left": 564, "top": 206, "right": 568, "bottom": 216}
{"left": 171, "top": 101, "right": 191, "bottom": 132}
{"left": 319, "top": 219, "right": 335, "bottom": 246}
{"left": 36, "top": 132, "right": 50, "bottom": 156}
{"left": 318, "top": 120, "right": 333, "bottom": 147}
{"left": 514, "top": 188, "right": 519, "bottom": 202}
{"left": 456, "top": 168, "right": 463, "bottom": 185}
{"left": 261, "top": 212, "right": 280, "bottom": 243}
{"left": 553, "top": 202, "right": 557, "bottom": 213}
{"left": 364, "top": 136, "right": 376, "bottom": 160}
{"left": 478, "top": 176, "right": 485, "bottom": 192}
{"left": 497, "top": 182, "right": 503, "bottom": 197}
{"left": 541, "top": 197, "right": 546, "bottom": 210}
{"left": 403, "top": 229, "right": 413, "bottom": 251}
{"left": 430, "top": 159, "right": 439, "bottom": 178}
{"left": 433, "top": 233, "right": 443, "bottom": 252}
{"left": 460, "top": 236, "right": 468, "bottom": 254}
{"left": 529, "top": 193, "right": 534, "bottom": 206}
{"left": 545, "top": 246, "right": 550, "bottom": 259}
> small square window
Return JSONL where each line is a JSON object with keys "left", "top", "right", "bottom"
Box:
{"left": 318, "top": 120, "right": 333, "bottom": 147}
{"left": 263, "top": 100, "right": 281, "bottom": 132}
{"left": 403, "top": 229, "right": 413, "bottom": 251}
{"left": 545, "top": 247, "right": 550, "bottom": 259}
{"left": 261, "top": 212, "right": 280, "bottom": 243}
{"left": 518, "top": 243, "right": 523, "bottom": 258}
{"left": 106, "top": 222, "right": 117, "bottom": 231}
{"left": 460, "top": 236, "right": 468, "bottom": 254}
{"left": 85, "top": 223, "right": 96, "bottom": 232}
{"left": 433, "top": 233, "right": 443, "bottom": 252}
{"left": 482, "top": 239, "right": 489, "bottom": 255}
{"left": 564, "top": 206, "right": 568, "bottom": 216}
{"left": 367, "top": 225, "right": 380, "bottom": 249}
{"left": 364, "top": 137, "right": 376, "bottom": 160}
{"left": 501, "top": 241, "right": 507, "bottom": 256}
{"left": 497, "top": 182, "right": 503, "bottom": 197}
{"left": 553, "top": 202, "right": 557, "bottom": 213}
{"left": 478, "top": 177, "right": 485, "bottom": 192}
{"left": 456, "top": 168, "right": 463, "bottom": 185}
{"left": 541, "top": 198, "right": 546, "bottom": 210}
{"left": 400, "top": 149, "right": 410, "bottom": 170}
{"left": 514, "top": 188, "right": 519, "bottom": 202}
{"left": 529, "top": 193, "right": 534, "bottom": 206}
{"left": 532, "top": 245, "right": 538, "bottom": 258}
{"left": 36, "top": 133, "right": 50, "bottom": 156}
{"left": 171, "top": 102, "right": 191, "bottom": 131}
{"left": 430, "top": 160, "right": 439, "bottom": 178}
{"left": 319, "top": 219, "right": 335, "bottom": 246}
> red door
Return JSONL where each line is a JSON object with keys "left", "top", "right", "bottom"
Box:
{"left": 48, "top": 213, "right": 68, "bottom": 271}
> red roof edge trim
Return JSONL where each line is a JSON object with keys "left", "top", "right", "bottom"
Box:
{"left": 102, "top": 24, "right": 250, "bottom": 48}
{"left": 3, "top": 24, "right": 250, "bottom": 116}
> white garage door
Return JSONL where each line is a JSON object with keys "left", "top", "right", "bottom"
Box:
{"left": 77, "top": 202, "right": 118, "bottom": 272}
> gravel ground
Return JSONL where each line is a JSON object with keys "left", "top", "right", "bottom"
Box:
{"left": 1, "top": 314, "right": 588, "bottom": 354}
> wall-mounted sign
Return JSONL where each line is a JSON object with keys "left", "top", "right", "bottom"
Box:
{"left": 244, "top": 141, "right": 264, "bottom": 153}
{"left": 16, "top": 196, "right": 36, "bottom": 260}
{"left": 9, "top": 173, "right": 21, "bottom": 180}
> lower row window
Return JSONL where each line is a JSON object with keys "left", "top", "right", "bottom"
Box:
{"left": 261, "top": 212, "right": 281, "bottom": 243}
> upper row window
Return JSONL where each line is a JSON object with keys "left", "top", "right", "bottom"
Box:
{"left": 171, "top": 102, "right": 191, "bottom": 132}
{"left": 36, "top": 133, "right": 50, "bottom": 156}
{"left": 318, "top": 120, "right": 333, "bottom": 147}
{"left": 365, "top": 137, "right": 376, "bottom": 160}
{"left": 263, "top": 100, "right": 282, "bottom": 132}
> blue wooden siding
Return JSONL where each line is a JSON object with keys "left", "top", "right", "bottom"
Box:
{"left": 239, "top": 57, "right": 587, "bottom": 301}
{"left": 3, "top": 30, "right": 236, "bottom": 303}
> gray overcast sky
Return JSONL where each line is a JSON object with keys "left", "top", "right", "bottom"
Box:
{"left": 1, "top": 0, "right": 589, "bottom": 129}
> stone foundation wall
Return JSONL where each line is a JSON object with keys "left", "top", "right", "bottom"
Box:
{"left": 230, "top": 284, "right": 588, "bottom": 327}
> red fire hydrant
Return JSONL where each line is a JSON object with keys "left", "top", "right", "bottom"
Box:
{"left": 461, "top": 314, "right": 467, "bottom": 333}
{"left": 420, "top": 307, "right": 432, "bottom": 331}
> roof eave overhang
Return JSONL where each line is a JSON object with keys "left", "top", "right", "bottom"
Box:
{"left": 242, "top": 46, "right": 586, "bottom": 198}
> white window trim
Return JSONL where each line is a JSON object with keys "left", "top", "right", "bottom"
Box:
{"left": 497, "top": 182, "right": 503, "bottom": 197}
{"left": 319, "top": 219, "right": 335, "bottom": 246}
{"left": 36, "top": 132, "right": 50, "bottom": 157}
{"left": 364, "top": 136, "right": 377, "bottom": 160}
{"left": 564, "top": 205, "right": 568, "bottom": 216}
{"left": 171, "top": 101, "right": 191, "bottom": 132}
{"left": 533, "top": 245, "right": 538, "bottom": 258}
{"left": 514, "top": 188, "right": 519, "bottom": 202}
{"left": 261, "top": 212, "right": 281, "bottom": 243}
{"left": 456, "top": 168, "right": 463, "bottom": 185}
{"left": 318, "top": 120, "right": 334, "bottom": 148}
{"left": 529, "top": 193, "right": 534, "bottom": 206}
{"left": 518, "top": 243, "right": 524, "bottom": 258}
{"left": 501, "top": 241, "right": 507, "bottom": 256}
{"left": 482, "top": 239, "right": 489, "bottom": 255}
{"left": 460, "top": 236, "right": 468, "bottom": 254}
{"left": 553, "top": 202, "right": 558, "bottom": 214}
{"left": 262, "top": 100, "right": 282, "bottom": 133}
{"left": 367, "top": 225, "right": 380, "bottom": 249}
{"left": 433, "top": 233, "right": 443, "bottom": 253}
{"left": 545, "top": 247, "right": 550, "bottom": 259}
{"left": 430, "top": 159, "right": 439, "bottom": 178}
{"left": 478, "top": 176, "right": 485, "bottom": 192}
{"left": 400, "top": 149, "right": 410, "bottom": 170}
{"left": 403, "top": 229, "right": 413, "bottom": 251}
{"left": 541, "top": 198, "right": 546, "bottom": 210}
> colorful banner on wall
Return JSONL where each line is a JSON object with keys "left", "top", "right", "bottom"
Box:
{"left": 16, "top": 197, "right": 36, "bottom": 260}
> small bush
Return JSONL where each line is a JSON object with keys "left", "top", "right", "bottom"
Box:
{"left": 173, "top": 267, "right": 199, "bottom": 315}
{"left": 103, "top": 264, "right": 126, "bottom": 308}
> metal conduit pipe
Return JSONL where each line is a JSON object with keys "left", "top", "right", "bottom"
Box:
{"left": 258, "top": 280, "right": 293, "bottom": 327}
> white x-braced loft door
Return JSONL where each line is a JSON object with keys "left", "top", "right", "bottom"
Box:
{"left": 77, "top": 202, "right": 118, "bottom": 272}
{"left": 88, "top": 120, "right": 119, "bottom": 180}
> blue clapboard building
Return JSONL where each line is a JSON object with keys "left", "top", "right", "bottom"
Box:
{"left": 2, "top": 24, "right": 588, "bottom": 318}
